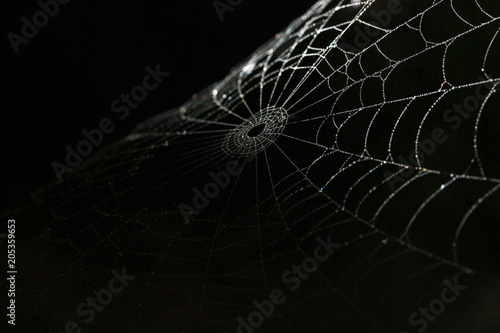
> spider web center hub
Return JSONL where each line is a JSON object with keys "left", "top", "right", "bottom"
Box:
{"left": 222, "top": 107, "right": 288, "bottom": 157}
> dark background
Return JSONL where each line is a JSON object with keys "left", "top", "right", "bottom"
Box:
{"left": 2, "top": 0, "right": 317, "bottom": 204}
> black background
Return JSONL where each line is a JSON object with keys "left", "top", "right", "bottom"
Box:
{"left": 3, "top": 0, "right": 317, "bottom": 204}
{"left": 3, "top": 3, "right": 500, "bottom": 333}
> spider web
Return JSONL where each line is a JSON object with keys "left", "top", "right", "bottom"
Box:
{"left": 6, "top": 0, "right": 500, "bottom": 332}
